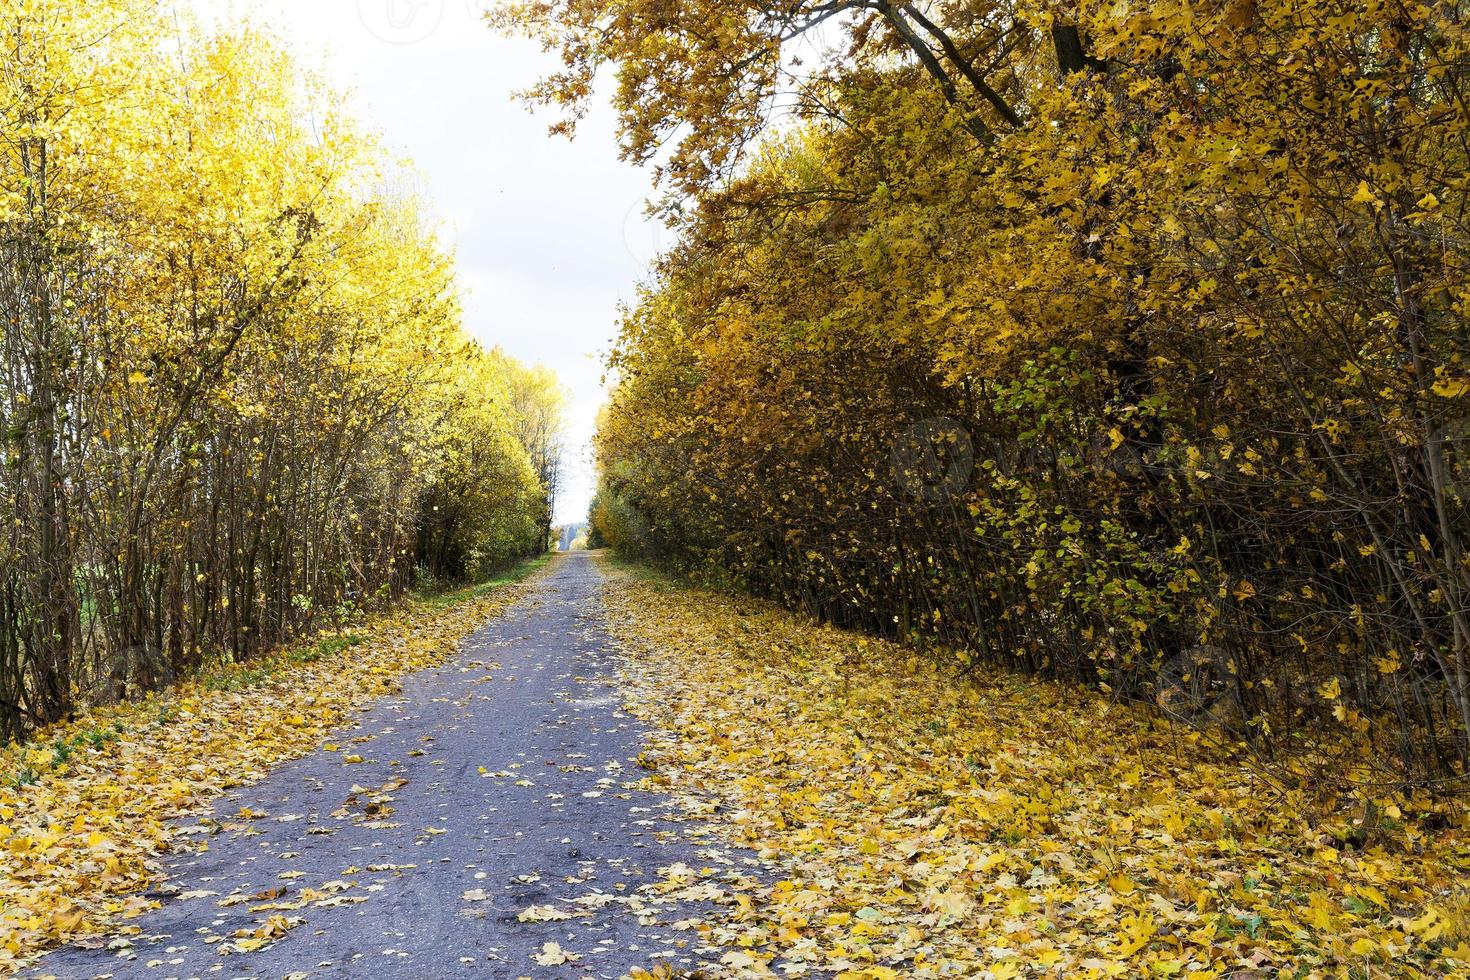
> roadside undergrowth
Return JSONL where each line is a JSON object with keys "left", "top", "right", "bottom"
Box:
{"left": 0, "top": 556, "right": 551, "bottom": 971}
{"left": 601, "top": 560, "right": 1470, "bottom": 979}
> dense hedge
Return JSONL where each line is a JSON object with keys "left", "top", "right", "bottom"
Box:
{"left": 0, "top": 4, "right": 551, "bottom": 737}
{"left": 557, "top": 1, "right": 1470, "bottom": 784}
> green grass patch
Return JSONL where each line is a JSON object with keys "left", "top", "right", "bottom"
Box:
{"left": 416, "top": 553, "right": 554, "bottom": 610}
{"left": 289, "top": 632, "right": 367, "bottom": 665}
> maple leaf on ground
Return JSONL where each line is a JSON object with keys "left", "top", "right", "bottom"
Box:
{"left": 532, "top": 941, "right": 581, "bottom": 965}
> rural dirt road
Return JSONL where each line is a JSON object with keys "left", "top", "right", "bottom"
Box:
{"left": 33, "top": 553, "right": 733, "bottom": 979}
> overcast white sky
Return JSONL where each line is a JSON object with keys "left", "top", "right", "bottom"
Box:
{"left": 182, "top": 0, "right": 667, "bottom": 525}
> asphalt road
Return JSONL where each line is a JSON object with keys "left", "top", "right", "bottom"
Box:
{"left": 33, "top": 553, "right": 730, "bottom": 980}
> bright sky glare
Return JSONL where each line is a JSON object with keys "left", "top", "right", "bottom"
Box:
{"left": 181, "top": 0, "right": 668, "bottom": 525}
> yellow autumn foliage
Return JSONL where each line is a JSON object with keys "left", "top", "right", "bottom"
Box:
{"left": 497, "top": 0, "right": 1470, "bottom": 780}
{"left": 0, "top": 1, "right": 552, "bottom": 739}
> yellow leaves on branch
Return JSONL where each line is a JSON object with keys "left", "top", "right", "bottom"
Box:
{"left": 1350, "top": 181, "right": 1383, "bottom": 209}
{"left": 603, "top": 563, "right": 1470, "bottom": 979}
{"left": 0, "top": 572, "right": 541, "bottom": 971}
{"left": 1432, "top": 369, "right": 1470, "bottom": 400}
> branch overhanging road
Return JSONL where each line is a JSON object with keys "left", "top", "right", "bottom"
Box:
{"left": 35, "top": 553, "right": 738, "bottom": 980}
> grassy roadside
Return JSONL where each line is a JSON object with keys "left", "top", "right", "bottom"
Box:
{"left": 0, "top": 553, "right": 553, "bottom": 971}
{"left": 599, "top": 556, "right": 1470, "bottom": 979}
{"left": 416, "top": 552, "right": 554, "bottom": 610}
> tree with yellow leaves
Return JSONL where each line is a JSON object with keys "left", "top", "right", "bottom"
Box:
{"left": 504, "top": 0, "right": 1470, "bottom": 782}
{"left": 0, "top": 1, "right": 549, "bottom": 737}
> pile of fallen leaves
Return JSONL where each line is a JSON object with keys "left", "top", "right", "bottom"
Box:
{"left": 0, "top": 565, "right": 544, "bottom": 971}
{"left": 602, "top": 563, "right": 1470, "bottom": 979}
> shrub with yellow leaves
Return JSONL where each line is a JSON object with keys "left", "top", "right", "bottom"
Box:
{"left": 502, "top": 0, "right": 1470, "bottom": 783}
{"left": 0, "top": 2, "right": 551, "bottom": 739}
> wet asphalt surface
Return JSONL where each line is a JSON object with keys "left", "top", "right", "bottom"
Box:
{"left": 33, "top": 553, "right": 728, "bottom": 980}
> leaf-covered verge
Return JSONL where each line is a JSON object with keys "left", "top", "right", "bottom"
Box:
{"left": 601, "top": 560, "right": 1470, "bottom": 979}
{"left": 0, "top": 556, "right": 550, "bottom": 972}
